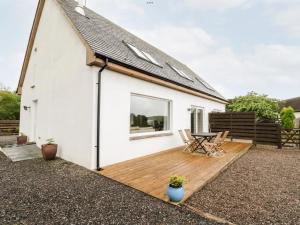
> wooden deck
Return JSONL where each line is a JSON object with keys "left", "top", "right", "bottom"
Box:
{"left": 99, "top": 141, "right": 252, "bottom": 203}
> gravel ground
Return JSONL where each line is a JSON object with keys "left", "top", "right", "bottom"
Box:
{"left": 185, "top": 147, "right": 300, "bottom": 225}
{"left": 0, "top": 152, "right": 218, "bottom": 225}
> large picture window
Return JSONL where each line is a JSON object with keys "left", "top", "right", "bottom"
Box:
{"left": 130, "top": 94, "right": 171, "bottom": 134}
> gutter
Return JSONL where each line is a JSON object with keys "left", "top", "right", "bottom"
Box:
{"left": 94, "top": 53, "right": 228, "bottom": 104}
{"left": 96, "top": 58, "right": 108, "bottom": 171}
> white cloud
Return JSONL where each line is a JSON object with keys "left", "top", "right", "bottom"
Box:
{"left": 183, "top": 0, "right": 250, "bottom": 11}
{"left": 130, "top": 26, "right": 215, "bottom": 60}
{"left": 87, "top": 0, "right": 144, "bottom": 19}
{"left": 272, "top": 6, "right": 300, "bottom": 37}
{"left": 0, "top": 52, "right": 24, "bottom": 91}
{"left": 129, "top": 25, "right": 300, "bottom": 99}
{"left": 264, "top": 0, "right": 300, "bottom": 4}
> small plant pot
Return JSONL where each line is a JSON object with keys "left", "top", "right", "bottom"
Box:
{"left": 17, "top": 135, "right": 27, "bottom": 145}
{"left": 41, "top": 144, "right": 57, "bottom": 160}
{"left": 167, "top": 185, "right": 184, "bottom": 202}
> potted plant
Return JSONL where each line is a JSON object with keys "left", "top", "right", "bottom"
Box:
{"left": 17, "top": 133, "right": 27, "bottom": 145}
{"left": 167, "top": 175, "right": 187, "bottom": 202}
{"left": 41, "top": 138, "right": 57, "bottom": 160}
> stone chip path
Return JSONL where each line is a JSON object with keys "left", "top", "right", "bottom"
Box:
{"left": 0, "top": 144, "right": 42, "bottom": 162}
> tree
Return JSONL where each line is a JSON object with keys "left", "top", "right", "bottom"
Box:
{"left": 0, "top": 87, "right": 21, "bottom": 120}
{"left": 227, "top": 92, "right": 280, "bottom": 121}
{"left": 280, "top": 106, "right": 295, "bottom": 129}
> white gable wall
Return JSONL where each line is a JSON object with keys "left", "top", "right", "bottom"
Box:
{"left": 100, "top": 69, "right": 225, "bottom": 167}
{"left": 19, "top": 0, "right": 98, "bottom": 169}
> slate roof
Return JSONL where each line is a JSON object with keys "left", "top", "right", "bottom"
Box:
{"left": 282, "top": 97, "right": 300, "bottom": 112}
{"left": 57, "top": 0, "right": 226, "bottom": 101}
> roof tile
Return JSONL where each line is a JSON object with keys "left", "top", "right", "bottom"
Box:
{"left": 57, "top": 0, "right": 225, "bottom": 100}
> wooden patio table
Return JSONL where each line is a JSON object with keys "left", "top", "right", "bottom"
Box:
{"left": 191, "top": 132, "right": 217, "bottom": 153}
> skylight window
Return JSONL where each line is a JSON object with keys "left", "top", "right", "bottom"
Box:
{"left": 196, "top": 77, "right": 214, "bottom": 90}
{"left": 127, "top": 43, "right": 148, "bottom": 60}
{"left": 168, "top": 64, "right": 193, "bottom": 81}
{"left": 142, "top": 51, "right": 160, "bottom": 65}
{"left": 125, "top": 42, "right": 161, "bottom": 66}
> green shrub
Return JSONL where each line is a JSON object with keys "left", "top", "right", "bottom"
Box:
{"left": 169, "top": 176, "right": 187, "bottom": 188}
{"left": 227, "top": 92, "right": 280, "bottom": 121}
{"left": 0, "top": 90, "right": 21, "bottom": 120}
{"left": 280, "top": 107, "right": 295, "bottom": 129}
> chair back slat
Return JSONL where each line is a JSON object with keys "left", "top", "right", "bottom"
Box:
{"left": 184, "top": 129, "right": 194, "bottom": 141}
{"left": 222, "top": 131, "right": 229, "bottom": 140}
{"left": 213, "top": 132, "right": 223, "bottom": 144}
{"left": 178, "top": 130, "right": 188, "bottom": 144}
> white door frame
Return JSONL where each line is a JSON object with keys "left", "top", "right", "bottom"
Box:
{"left": 190, "top": 105, "right": 205, "bottom": 133}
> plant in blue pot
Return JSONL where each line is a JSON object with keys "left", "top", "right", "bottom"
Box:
{"left": 167, "top": 175, "right": 187, "bottom": 202}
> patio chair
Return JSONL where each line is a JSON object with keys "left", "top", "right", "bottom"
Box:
{"left": 202, "top": 132, "right": 223, "bottom": 156}
{"left": 178, "top": 130, "right": 196, "bottom": 152}
{"left": 184, "top": 129, "right": 196, "bottom": 142}
{"left": 216, "top": 131, "right": 230, "bottom": 152}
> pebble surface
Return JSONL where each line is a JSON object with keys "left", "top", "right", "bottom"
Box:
{"left": 0, "top": 152, "right": 218, "bottom": 225}
{"left": 186, "top": 148, "right": 300, "bottom": 225}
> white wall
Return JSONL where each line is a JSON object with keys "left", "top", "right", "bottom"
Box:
{"left": 100, "top": 70, "right": 225, "bottom": 167}
{"left": 19, "top": 0, "right": 226, "bottom": 169}
{"left": 295, "top": 112, "right": 300, "bottom": 128}
{"left": 19, "top": 0, "right": 98, "bottom": 169}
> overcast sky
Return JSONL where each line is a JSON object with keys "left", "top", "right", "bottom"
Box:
{"left": 1, "top": 0, "right": 300, "bottom": 99}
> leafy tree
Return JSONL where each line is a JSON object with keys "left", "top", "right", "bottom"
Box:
{"left": 227, "top": 92, "right": 280, "bottom": 121}
{"left": 0, "top": 87, "right": 21, "bottom": 120}
{"left": 280, "top": 106, "right": 295, "bottom": 129}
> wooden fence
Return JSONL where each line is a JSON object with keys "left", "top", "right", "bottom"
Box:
{"left": 281, "top": 129, "right": 300, "bottom": 149}
{"left": 0, "top": 120, "right": 19, "bottom": 136}
{"left": 209, "top": 112, "right": 282, "bottom": 148}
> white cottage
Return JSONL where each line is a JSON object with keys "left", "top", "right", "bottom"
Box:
{"left": 17, "top": 0, "right": 227, "bottom": 170}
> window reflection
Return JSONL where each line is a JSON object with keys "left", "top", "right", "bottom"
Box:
{"left": 130, "top": 94, "right": 170, "bottom": 134}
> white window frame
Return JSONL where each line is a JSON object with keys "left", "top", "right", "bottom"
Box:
{"left": 196, "top": 77, "right": 214, "bottom": 90}
{"left": 190, "top": 105, "right": 205, "bottom": 133}
{"left": 168, "top": 64, "right": 193, "bottom": 81}
{"left": 125, "top": 42, "right": 161, "bottom": 67}
{"left": 129, "top": 93, "right": 172, "bottom": 138}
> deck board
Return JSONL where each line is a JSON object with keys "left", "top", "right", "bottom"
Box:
{"left": 99, "top": 141, "right": 251, "bottom": 203}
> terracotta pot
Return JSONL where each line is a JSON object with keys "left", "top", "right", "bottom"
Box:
{"left": 41, "top": 144, "right": 57, "bottom": 160}
{"left": 17, "top": 135, "right": 27, "bottom": 145}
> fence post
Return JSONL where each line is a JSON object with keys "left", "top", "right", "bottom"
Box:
{"left": 298, "top": 129, "right": 300, "bottom": 150}
{"left": 278, "top": 124, "right": 282, "bottom": 149}
{"left": 253, "top": 113, "right": 257, "bottom": 147}
{"left": 208, "top": 113, "right": 211, "bottom": 132}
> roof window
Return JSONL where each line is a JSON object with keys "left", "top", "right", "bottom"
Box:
{"left": 196, "top": 77, "right": 214, "bottom": 90}
{"left": 125, "top": 42, "right": 161, "bottom": 66}
{"left": 168, "top": 64, "right": 193, "bottom": 81}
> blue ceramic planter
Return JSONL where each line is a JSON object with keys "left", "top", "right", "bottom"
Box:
{"left": 167, "top": 185, "right": 184, "bottom": 202}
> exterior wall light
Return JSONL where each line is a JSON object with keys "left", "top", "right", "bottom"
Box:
{"left": 23, "top": 106, "right": 31, "bottom": 111}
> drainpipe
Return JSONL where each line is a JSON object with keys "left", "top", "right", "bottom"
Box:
{"left": 96, "top": 59, "right": 108, "bottom": 171}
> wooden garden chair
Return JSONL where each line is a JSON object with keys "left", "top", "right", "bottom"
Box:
{"left": 216, "top": 131, "right": 229, "bottom": 152}
{"left": 203, "top": 132, "right": 223, "bottom": 156}
{"left": 178, "top": 130, "right": 196, "bottom": 152}
{"left": 184, "top": 129, "right": 196, "bottom": 142}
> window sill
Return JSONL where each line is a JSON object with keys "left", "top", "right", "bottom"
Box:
{"left": 129, "top": 132, "right": 173, "bottom": 141}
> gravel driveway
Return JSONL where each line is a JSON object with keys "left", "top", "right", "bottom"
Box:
{"left": 0, "top": 152, "right": 218, "bottom": 225}
{"left": 185, "top": 147, "right": 300, "bottom": 225}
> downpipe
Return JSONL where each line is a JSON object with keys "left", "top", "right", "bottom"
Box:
{"left": 96, "top": 59, "right": 108, "bottom": 171}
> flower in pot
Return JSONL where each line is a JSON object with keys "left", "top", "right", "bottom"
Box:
{"left": 167, "top": 175, "right": 187, "bottom": 202}
{"left": 41, "top": 138, "right": 57, "bottom": 160}
{"left": 17, "top": 133, "right": 28, "bottom": 145}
